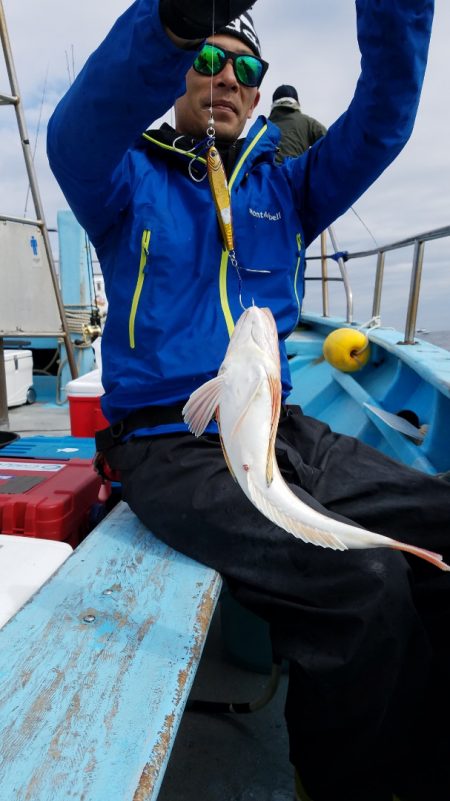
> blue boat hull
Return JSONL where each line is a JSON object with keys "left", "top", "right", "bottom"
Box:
{"left": 287, "top": 313, "right": 450, "bottom": 475}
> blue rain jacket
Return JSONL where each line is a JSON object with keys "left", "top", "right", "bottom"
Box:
{"left": 47, "top": 0, "right": 434, "bottom": 426}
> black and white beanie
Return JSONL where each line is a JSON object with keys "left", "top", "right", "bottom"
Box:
{"left": 216, "top": 11, "right": 261, "bottom": 57}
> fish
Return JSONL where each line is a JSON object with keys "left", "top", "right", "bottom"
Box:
{"left": 207, "top": 145, "right": 234, "bottom": 252}
{"left": 182, "top": 305, "right": 450, "bottom": 571}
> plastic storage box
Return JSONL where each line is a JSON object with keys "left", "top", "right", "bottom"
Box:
{"left": 5, "top": 349, "right": 34, "bottom": 407}
{"left": 0, "top": 435, "right": 96, "bottom": 461}
{"left": 0, "top": 534, "right": 72, "bottom": 629}
{"left": 65, "top": 369, "right": 108, "bottom": 437}
{"left": 0, "top": 457, "right": 101, "bottom": 547}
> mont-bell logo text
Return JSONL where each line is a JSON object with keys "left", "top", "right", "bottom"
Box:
{"left": 249, "top": 207, "right": 282, "bottom": 222}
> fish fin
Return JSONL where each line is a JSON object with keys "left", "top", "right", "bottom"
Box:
{"left": 388, "top": 541, "right": 450, "bottom": 571}
{"left": 266, "top": 373, "right": 282, "bottom": 487}
{"left": 247, "top": 476, "right": 347, "bottom": 551}
{"left": 216, "top": 408, "right": 237, "bottom": 482}
{"left": 182, "top": 376, "right": 224, "bottom": 437}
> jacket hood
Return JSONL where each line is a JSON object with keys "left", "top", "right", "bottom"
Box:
{"left": 270, "top": 98, "right": 301, "bottom": 113}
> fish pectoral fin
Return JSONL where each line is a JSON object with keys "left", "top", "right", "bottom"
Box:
{"left": 182, "top": 375, "right": 224, "bottom": 437}
{"left": 265, "top": 372, "right": 282, "bottom": 487}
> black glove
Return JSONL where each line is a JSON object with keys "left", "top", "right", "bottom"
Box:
{"left": 160, "top": 0, "right": 256, "bottom": 41}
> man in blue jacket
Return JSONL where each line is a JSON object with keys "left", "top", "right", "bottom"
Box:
{"left": 48, "top": 2, "right": 450, "bottom": 799}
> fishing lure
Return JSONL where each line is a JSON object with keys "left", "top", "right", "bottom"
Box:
{"left": 207, "top": 145, "right": 235, "bottom": 252}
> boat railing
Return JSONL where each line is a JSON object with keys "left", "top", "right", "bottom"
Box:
{"left": 306, "top": 224, "right": 450, "bottom": 344}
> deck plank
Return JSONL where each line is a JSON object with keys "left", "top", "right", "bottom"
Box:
{"left": 0, "top": 502, "right": 222, "bottom": 801}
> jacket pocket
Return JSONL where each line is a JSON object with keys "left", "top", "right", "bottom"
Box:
{"left": 129, "top": 228, "right": 151, "bottom": 349}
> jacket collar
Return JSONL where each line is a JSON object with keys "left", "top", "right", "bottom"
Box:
{"left": 140, "top": 117, "right": 279, "bottom": 184}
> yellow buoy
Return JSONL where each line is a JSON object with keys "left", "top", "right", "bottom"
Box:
{"left": 322, "top": 327, "right": 370, "bottom": 372}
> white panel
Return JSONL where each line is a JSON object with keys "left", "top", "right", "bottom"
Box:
{"left": 0, "top": 220, "right": 62, "bottom": 334}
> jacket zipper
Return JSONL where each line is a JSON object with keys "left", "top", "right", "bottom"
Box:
{"left": 129, "top": 229, "right": 151, "bottom": 349}
{"left": 293, "top": 233, "right": 303, "bottom": 322}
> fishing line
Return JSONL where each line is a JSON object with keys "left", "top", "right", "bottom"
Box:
{"left": 24, "top": 66, "right": 49, "bottom": 217}
{"left": 350, "top": 205, "right": 379, "bottom": 248}
{"left": 85, "top": 230, "right": 99, "bottom": 313}
{"left": 184, "top": 0, "right": 218, "bottom": 183}
{"left": 65, "top": 44, "right": 76, "bottom": 88}
{"left": 208, "top": 0, "right": 216, "bottom": 145}
{"left": 201, "top": 0, "right": 248, "bottom": 311}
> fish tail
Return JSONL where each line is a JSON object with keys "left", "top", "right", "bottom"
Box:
{"left": 389, "top": 542, "right": 450, "bottom": 571}
{"left": 248, "top": 476, "right": 450, "bottom": 570}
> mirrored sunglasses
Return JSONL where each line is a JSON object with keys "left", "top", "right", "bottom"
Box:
{"left": 193, "top": 43, "right": 269, "bottom": 88}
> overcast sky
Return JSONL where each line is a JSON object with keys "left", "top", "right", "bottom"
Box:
{"left": 1, "top": 0, "right": 449, "bottom": 330}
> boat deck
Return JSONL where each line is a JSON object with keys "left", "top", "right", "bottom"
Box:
{"left": 3, "top": 400, "right": 294, "bottom": 801}
{"left": 7, "top": 400, "right": 71, "bottom": 438}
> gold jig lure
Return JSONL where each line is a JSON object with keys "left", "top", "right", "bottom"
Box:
{"left": 207, "top": 146, "right": 234, "bottom": 252}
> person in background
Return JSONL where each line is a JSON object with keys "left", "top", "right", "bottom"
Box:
{"left": 47, "top": 2, "right": 449, "bottom": 800}
{"left": 269, "top": 84, "right": 327, "bottom": 162}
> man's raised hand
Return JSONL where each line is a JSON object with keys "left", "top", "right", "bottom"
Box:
{"left": 159, "top": 0, "right": 257, "bottom": 41}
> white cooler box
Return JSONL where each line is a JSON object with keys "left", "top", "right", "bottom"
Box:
{"left": 0, "top": 535, "right": 72, "bottom": 629}
{"left": 5, "top": 349, "right": 34, "bottom": 407}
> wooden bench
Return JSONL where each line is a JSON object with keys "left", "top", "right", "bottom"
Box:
{"left": 0, "top": 501, "right": 222, "bottom": 800}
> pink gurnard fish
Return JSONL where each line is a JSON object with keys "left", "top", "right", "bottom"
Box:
{"left": 182, "top": 306, "right": 449, "bottom": 571}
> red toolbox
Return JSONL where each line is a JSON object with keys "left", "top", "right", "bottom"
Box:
{"left": 0, "top": 458, "right": 102, "bottom": 547}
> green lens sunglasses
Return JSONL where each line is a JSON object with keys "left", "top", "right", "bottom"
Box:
{"left": 193, "top": 43, "right": 269, "bottom": 88}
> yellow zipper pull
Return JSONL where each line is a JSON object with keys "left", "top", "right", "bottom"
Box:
{"left": 207, "top": 145, "right": 234, "bottom": 252}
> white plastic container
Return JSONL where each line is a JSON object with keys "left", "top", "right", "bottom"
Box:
{"left": 65, "top": 368, "right": 108, "bottom": 437}
{"left": 0, "top": 535, "right": 72, "bottom": 629}
{"left": 5, "top": 349, "right": 34, "bottom": 407}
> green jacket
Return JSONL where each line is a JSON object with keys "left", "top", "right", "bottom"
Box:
{"left": 269, "top": 104, "right": 327, "bottom": 162}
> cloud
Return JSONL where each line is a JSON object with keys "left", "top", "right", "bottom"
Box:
{"left": 1, "top": 0, "right": 449, "bottom": 329}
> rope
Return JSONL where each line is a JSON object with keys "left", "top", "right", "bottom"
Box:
{"left": 64, "top": 305, "right": 99, "bottom": 334}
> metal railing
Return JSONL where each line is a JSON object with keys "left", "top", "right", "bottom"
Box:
{"left": 307, "top": 226, "right": 354, "bottom": 323}
{"left": 306, "top": 224, "right": 450, "bottom": 344}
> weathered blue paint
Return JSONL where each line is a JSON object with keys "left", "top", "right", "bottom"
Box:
{"left": 0, "top": 502, "right": 222, "bottom": 801}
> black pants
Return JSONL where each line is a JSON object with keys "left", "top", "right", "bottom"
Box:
{"left": 105, "top": 406, "right": 450, "bottom": 801}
